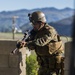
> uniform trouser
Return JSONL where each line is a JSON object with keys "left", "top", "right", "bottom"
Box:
{"left": 37, "top": 55, "right": 64, "bottom": 75}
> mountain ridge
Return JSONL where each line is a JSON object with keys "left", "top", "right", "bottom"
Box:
{"left": 0, "top": 7, "right": 74, "bottom": 35}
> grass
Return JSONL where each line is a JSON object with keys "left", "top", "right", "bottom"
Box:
{"left": 0, "top": 32, "right": 72, "bottom": 43}
{"left": 0, "top": 32, "right": 24, "bottom": 40}
{"left": 60, "top": 36, "right": 72, "bottom": 43}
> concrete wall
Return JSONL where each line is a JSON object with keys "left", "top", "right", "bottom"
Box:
{"left": 0, "top": 40, "right": 26, "bottom": 75}
{"left": 0, "top": 40, "right": 73, "bottom": 75}
{"left": 65, "top": 42, "right": 72, "bottom": 75}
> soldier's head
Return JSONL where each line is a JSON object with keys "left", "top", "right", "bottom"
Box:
{"left": 28, "top": 11, "right": 46, "bottom": 31}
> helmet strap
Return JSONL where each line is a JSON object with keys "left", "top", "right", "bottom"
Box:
{"left": 38, "top": 22, "right": 45, "bottom": 30}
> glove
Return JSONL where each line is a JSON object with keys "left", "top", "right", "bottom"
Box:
{"left": 16, "top": 40, "right": 26, "bottom": 49}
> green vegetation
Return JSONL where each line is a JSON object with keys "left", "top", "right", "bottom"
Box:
{"left": 26, "top": 54, "right": 38, "bottom": 75}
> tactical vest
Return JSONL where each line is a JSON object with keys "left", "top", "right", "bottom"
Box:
{"left": 34, "top": 25, "right": 64, "bottom": 56}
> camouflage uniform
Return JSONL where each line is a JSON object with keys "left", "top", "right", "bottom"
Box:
{"left": 26, "top": 24, "right": 64, "bottom": 75}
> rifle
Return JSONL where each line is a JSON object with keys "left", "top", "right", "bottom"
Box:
{"left": 11, "top": 30, "right": 30, "bottom": 54}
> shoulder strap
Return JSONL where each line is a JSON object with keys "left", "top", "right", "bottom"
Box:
{"left": 57, "top": 34, "right": 61, "bottom": 41}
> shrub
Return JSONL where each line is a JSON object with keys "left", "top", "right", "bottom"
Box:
{"left": 26, "top": 54, "right": 38, "bottom": 75}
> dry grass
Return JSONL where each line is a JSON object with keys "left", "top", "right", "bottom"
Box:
{"left": 0, "top": 32, "right": 72, "bottom": 43}
{"left": 0, "top": 32, "right": 24, "bottom": 40}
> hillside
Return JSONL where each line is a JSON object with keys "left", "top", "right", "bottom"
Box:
{"left": 49, "top": 16, "right": 74, "bottom": 36}
{"left": 21, "top": 16, "right": 74, "bottom": 36}
{"left": 0, "top": 7, "right": 74, "bottom": 32}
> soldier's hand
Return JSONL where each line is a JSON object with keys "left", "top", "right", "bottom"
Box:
{"left": 21, "top": 41, "right": 27, "bottom": 47}
{"left": 16, "top": 41, "right": 27, "bottom": 49}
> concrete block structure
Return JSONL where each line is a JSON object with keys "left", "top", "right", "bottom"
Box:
{"left": 0, "top": 40, "right": 26, "bottom": 75}
{"left": 0, "top": 39, "right": 72, "bottom": 75}
{"left": 65, "top": 42, "right": 72, "bottom": 75}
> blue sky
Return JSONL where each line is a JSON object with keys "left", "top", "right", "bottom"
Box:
{"left": 0, "top": 0, "right": 74, "bottom": 11}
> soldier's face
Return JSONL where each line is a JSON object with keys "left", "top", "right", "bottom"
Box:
{"left": 32, "top": 23, "right": 40, "bottom": 31}
{"left": 31, "top": 21, "right": 44, "bottom": 31}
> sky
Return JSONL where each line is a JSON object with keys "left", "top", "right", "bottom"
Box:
{"left": 0, "top": 0, "right": 74, "bottom": 11}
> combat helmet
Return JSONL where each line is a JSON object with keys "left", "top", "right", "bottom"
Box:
{"left": 28, "top": 11, "right": 46, "bottom": 23}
